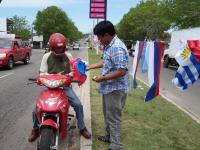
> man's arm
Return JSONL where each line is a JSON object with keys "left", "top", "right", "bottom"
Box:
{"left": 65, "top": 51, "right": 73, "bottom": 60}
{"left": 86, "top": 60, "right": 103, "bottom": 71}
{"left": 92, "top": 69, "right": 127, "bottom": 82}
{"left": 92, "top": 47, "right": 128, "bottom": 82}
{"left": 39, "top": 53, "right": 49, "bottom": 75}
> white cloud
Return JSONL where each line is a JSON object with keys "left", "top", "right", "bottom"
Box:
{"left": 0, "top": 0, "right": 86, "bottom": 8}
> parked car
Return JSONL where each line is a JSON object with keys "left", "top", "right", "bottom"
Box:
{"left": 0, "top": 38, "right": 32, "bottom": 69}
{"left": 123, "top": 40, "right": 135, "bottom": 57}
{"left": 163, "top": 27, "right": 200, "bottom": 68}
{"left": 73, "top": 43, "right": 80, "bottom": 50}
{"left": 129, "top": 49, "right": 135, "bottom": 57}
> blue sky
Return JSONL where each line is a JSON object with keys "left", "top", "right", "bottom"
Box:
{"left": 0, "top": 0, "right": 140, "bottom": 33}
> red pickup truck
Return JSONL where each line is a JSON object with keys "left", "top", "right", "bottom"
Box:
{"left": 0, "top": 38, "right": 32, "bottom": 69}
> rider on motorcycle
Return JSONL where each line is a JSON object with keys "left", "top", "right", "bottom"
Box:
{"left": 28, "top": 33, "right": 91, "bottom": 142}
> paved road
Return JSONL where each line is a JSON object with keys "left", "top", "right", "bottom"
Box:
{"left": 129, "top": 56, "right": 200, "bottom": 122}
{"left": 0, "top": 41, "right": 88, "bottom": 150}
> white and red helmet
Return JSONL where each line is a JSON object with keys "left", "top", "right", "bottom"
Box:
{"left": 49, "top": 33, "right": 67, "bottom": 56}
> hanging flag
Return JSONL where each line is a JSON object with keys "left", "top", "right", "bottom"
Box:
{"left": 147, "top": 42, "right": 155, "bottom": 86}
{"left": 145, "top": 42, "right": 163, "bottom": 102}
{"left": 187, "top": 40, "right": 200, "bottom": 63}
{"left": 140, "top": 41, "right": 148, "bottom": 73}
{"left": 70, "top": 58, "right": 87, "bottom": 86}
{"left": 172, "top": 41, "right": 200, "bottom": 90}
{"left": 132, "top": 41, "right": 144, "bottom": 88}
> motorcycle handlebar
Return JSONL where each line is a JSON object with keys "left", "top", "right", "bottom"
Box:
{"left": 27, "top": 77, "right": 80, "bottom": 86}
{"left": 71, "top": 80, "right": 79, "bottom": 83}
{"left": 28, "top": 78, "right": 36, "bottom": 81}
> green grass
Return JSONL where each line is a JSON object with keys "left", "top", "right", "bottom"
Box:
{"left": 88, "top": 49, "right": 200, "bottom": 150}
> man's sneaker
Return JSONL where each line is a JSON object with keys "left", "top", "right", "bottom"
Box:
{"left": 28, "top": 129, "right": 39, "bottom": 142}
{"left": 80, "top": 127, "right": 91, "bottom": 139}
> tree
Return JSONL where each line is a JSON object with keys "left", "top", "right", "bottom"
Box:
{"left": 162, "top": 0, "right": 200, "bottom": 29}
{"left": 117, "top": 0, "right": 171, "bottom": 41}
{"left": 10, "top": 15, "right": 31, "bottom": 40}
{"left": 34, "top": 6, "right": 82, "bottom": 44}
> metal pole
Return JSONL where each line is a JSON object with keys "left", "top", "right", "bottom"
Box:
{"left": 31, "top": 26, "right": 33, "bottom": 48}
{"left": 105, "top": 0, "right": 107, "bottom": 21}
{"left": 92, "top": 19, "right": 95, "bottom": 49}
{"left": 96, "top": 19, "right": 99, "bottom": 54}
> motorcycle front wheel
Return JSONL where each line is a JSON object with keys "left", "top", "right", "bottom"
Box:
{"left": 39, "top": 127, "right": 56, "bottom": 150}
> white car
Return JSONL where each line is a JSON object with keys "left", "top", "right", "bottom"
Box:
{"left": 73, "top": 43, "right": 80, "bottom": 50}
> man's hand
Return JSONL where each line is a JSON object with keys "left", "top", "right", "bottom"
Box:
{"left": 57, "top": 71, "right": 64, "bottom": 74}
{"left": 92, "top": 75, "right": 105, "bottom": 83}
{"left": 86, "top": 66, "right": 91, "bottom": 71}
{"left": 86, "top": 61, "right": 103, "bottom": 71}
{"left": 68, "top": 72, "right": 73, "bottom": 77}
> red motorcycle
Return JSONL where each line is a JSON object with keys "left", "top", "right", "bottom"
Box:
{"left": 33, "top": 74, "right": 75, "bottom": 150}
{"left": 28, "top": 58, "right": 87, "bottom": 150}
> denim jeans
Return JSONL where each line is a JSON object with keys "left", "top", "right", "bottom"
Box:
{"left": 32, "top": 87, "right": 85, "bottom": 130}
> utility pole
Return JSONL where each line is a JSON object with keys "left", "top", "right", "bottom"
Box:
{"left": 92, "top": 20, "right": 95, "bottom": 49}
{"left": 31, "top": 26, "right": 33, "bottom": 48}
{"left": 105, "top": 0, "right": 107, "bottom": 21}
{"left": 96, "top": 19, "right": 99, "bottom": 54}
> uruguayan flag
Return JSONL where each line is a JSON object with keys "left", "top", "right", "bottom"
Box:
{"left": 172, "top": 41, "right": 200, "bottom": 90}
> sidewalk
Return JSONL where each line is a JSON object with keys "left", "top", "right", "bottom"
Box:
{"left": 66, "top": 71, "right": 92, "bottom": 150}
{"left": 79, "top": 76, "right": 92, "bottom": 150}
{"left": 79, "top": 48, "right": 92, "bottom": 150}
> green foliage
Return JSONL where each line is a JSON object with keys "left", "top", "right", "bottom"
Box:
{"left": 162, "top": 0, "right": 200, "bottom": 29}
{"left": 117, "top": 0, "right": 200, "bottom": 41}
{"left": 117, "top": 0, "right": 171, "bottom": 41}
{"left": 10, "top": 15, "right": 31, "bottom": 40}
{"left": 34, "top": 6, "right": 82, "bottom": 44}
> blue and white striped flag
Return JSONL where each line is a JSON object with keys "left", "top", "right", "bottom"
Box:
{"left": 172, "top": 41, "right": 200, "bottom": 90}
{"left": 140, "top": 41, "right": 147, "bottom": 73}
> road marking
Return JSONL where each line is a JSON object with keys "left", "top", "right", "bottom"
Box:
{"left": 0, "top": 72, "right": 14, "bottom": 79}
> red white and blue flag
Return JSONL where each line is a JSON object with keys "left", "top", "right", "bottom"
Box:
{"left": 145, "top": 42, "right": 163, "bottom": 102}
{"left": 132, "top": 41, "right": 144, "bottom": 88}
{"left": 132, "top": 41, "right": 163, "bottom": 102}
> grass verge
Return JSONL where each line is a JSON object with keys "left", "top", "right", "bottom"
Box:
{"left": 88, "top": 49, "right": 200, "bottom": 150}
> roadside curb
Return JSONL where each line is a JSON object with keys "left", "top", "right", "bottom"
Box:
{"left": 80, "top": 50, "right": 92, "bottom": 150}
{"left": 137, "top": 77, "right": 200, "bottom": 124}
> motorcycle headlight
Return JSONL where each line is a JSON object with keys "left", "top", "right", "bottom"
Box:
{"left": 0, "top": 53, "right": 6, "bottom": 58}
{"left": 40, "top": 78, "right": 66, "bottom": 88}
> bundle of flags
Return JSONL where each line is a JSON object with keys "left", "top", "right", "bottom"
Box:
{"left": 133, "top": 41, "right": 163, "bottom": 102}
{"left": 172, "top": 40, "right": 200, "bottom": 90}
{"left": 70, "top": 58, "right": 87, "bottom": 86}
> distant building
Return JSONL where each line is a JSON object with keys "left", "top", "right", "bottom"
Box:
{"left": 0, "top": 18, "right": 15, "bottom": 38}
{"left": 32, "top": 33, "right": 43, "bottom": 49}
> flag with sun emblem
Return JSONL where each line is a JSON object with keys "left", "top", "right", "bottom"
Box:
{"left": 172, "top": 40, "right": 200, "bottom": 90}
